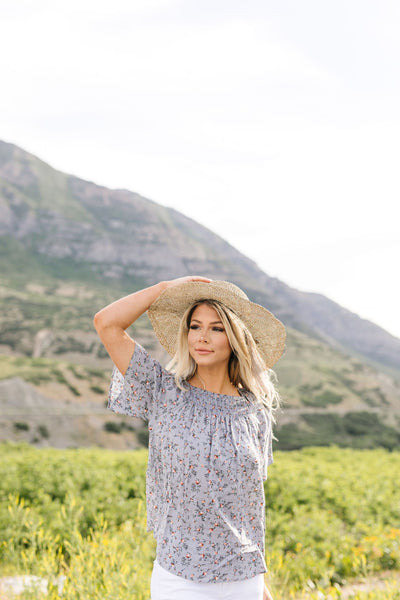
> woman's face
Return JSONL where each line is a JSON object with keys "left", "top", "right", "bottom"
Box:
{"left": 187, "top": 303, "right": 232, "bottom": 370}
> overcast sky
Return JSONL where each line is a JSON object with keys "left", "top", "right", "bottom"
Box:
{"left": 1, "top": 0, "right": 399, "bottom": 338}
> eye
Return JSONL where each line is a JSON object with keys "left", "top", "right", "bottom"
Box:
{"left": 189, "top": 324, "right": 199, "bottom": 330}
{"left": 213, "top": 327, "right": 225, "bottom": 332}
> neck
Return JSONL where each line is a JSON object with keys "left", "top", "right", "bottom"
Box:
{"left": 190, "top": 368, "right": 238, "bottom": 396}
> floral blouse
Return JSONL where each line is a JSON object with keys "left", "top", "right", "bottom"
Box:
{"left": 108, "top": 343, "right": 273, "bottom": 583}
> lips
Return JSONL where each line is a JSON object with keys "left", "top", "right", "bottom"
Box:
{"left": 195, "top": 348, "right": 213, "bottom": 354}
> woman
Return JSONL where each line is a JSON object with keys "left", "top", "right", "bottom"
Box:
{"left": 94, "top": 276, "right": 286, "bottom": 600}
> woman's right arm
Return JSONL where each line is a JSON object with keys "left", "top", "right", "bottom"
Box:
{"left": 94, "top": 281, "right": 167, "bottom": 375}
{"left": 94, "top": 276, "right": 211, "bottom": 375}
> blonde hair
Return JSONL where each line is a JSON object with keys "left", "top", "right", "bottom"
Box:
{"left": 166, "top": 299, "right": 280, "bottom": 412}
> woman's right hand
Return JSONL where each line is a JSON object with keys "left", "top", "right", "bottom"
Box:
{"left": 164, "top": 275, "right": 211, "bottom": 290}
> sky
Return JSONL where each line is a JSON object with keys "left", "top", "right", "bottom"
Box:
{"left": 1, "top": 0, "right": 399, "bottom": 338}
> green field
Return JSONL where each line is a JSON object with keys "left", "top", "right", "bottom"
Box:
{"left": 0, "top": 444, "right": 399, "bottom": 599}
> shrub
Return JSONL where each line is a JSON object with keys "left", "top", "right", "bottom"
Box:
{"left": 90, "top": 385, "right": 104, "bottom": 395}
{"left": 13, "top": 422, "right": 30, "bottom": 431}
{"left": 37, "top": 424, "right": 50, "bottom": 439}
{"left": 104, "top": 421, "right": 123, "bottom": 434}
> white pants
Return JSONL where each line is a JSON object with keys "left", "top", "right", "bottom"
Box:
{"left": 151, "top": 559, "right": 265, "bottom": 600}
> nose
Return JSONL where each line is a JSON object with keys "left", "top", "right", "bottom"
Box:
{"left": 199, "top": 329, "right": 209, "bottom": 342}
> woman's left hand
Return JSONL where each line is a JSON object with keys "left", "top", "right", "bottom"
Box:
{"left": 263, "top": 583, "right": 274, "bottom": 600}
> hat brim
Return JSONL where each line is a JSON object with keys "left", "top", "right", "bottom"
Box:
{"left": 147, "top": 280, "right": 286, "bottom": 369}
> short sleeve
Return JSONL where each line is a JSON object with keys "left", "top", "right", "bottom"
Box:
{"left": 108, "top": 343, "right": 163, "bottom": 420}
{"left": 267, "top": 415, "right": 274, "bottom": 467}
{"left": 262, "top": 409, "right": 274, "bottom": 480}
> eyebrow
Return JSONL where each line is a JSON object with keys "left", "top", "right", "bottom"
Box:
{"left": 190, "top": 319, "right": 223, "bottom": 325}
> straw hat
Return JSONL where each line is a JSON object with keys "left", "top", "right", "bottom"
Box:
{"left": 147, "top": 280, "right": 286, "bottom": 368}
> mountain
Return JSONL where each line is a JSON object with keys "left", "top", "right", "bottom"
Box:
{"left": 1, "top": 139, "right": 399, "bottom": 450}
{"left": 1, "top": 140, "right": 399, "bottom": 370}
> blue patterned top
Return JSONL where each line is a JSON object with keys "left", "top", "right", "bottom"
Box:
{"left": 108, "top": 343, "right": 273, "bottom": 583}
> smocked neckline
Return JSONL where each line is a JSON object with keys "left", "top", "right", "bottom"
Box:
{"left": 187, "top": 382, "right": 241, "bottom": 399}
{"left": 182, "top": 382, "right": 259, "bottom": 414}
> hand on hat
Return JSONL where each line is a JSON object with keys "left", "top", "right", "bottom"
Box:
{"left": 164, "top": 275, "right": 212, "bottom": 290}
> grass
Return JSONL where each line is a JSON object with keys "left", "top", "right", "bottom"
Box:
{"left": 0, "top": 444, "right": 399, "bottom": 599}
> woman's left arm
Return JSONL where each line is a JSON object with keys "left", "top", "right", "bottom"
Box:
{"left": 263, "top": 583, "right": 274, "bottom": 600}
